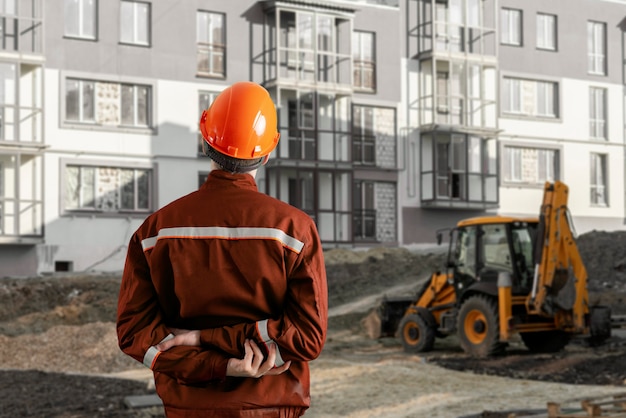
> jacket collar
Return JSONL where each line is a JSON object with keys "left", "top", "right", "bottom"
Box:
{"left": 201, "top": 169, "right": 258, "bottom": 192}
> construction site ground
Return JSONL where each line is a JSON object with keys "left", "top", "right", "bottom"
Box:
{"left": 1, "top": 230, "right": 626, "bottom": 418}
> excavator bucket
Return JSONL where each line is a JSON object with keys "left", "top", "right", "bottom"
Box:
{"left": 362, "top": 295, "right": 414, "bottom": 339}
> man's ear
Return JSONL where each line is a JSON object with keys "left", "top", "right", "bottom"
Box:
{"left": 261, "top": 155, "right": 270, "bottom": 166}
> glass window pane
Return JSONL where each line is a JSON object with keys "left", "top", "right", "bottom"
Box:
{"left": 136, "top": 86, "right": 148, "bottom": 126}
{"left": 197, "top": 12, "right": 208, "bottom": 42}
{"left": 82, "top": 81, "right": 95, "bottom": 122}
{"left": 120, "top": 2, "right": 133, "bottom": 42}
{"left": 65, "top": 165, "right": 79, "bottom": 208}
{"left": 81, "top": 166, "right": 95, "bottom": 208}
{"left": 66, "top": 79, "right": 79, "bottom": 121}
{"left": 137, "top": 170, "right": 149, "bottom": 209}
{"left": 121, "top": 85, "right": 134, "bottom": 125}
{"left": 82, "top": 0, "right": 96, "bottom": 38}
{"left": 65, "top": 0, "right": 79, "bottom": 36}
{"left": 120, "top": 168, "right": 134, "bottom": 209}
{"left": 137, "top": 3, "right": 149, "bottom": 44}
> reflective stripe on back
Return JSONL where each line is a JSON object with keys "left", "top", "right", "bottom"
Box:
{"left": 141, "top": 226, "right": 304, "bottom": 254}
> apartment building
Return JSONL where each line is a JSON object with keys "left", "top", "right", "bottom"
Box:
{"left": 0, "top": 0, "right": 402, "bottom": 276}
{"left": 0, "top": 0, "right": 624, "bottom": 277}
{"left": 496, "top": 0, "right": 626, "bottom": 234}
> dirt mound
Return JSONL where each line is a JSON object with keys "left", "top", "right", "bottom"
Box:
{"left": 577, "top": 230, "right": 626, "bottom": 291}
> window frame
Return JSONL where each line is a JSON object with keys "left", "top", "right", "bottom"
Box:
{"left": 589, "top": 86, "right": 607, "bottom": 140}
{"left": 353, "top": 180, "right": 376, "bottom": 241}
{"left": 590, "top": 152, "right": 608, "bottom": 206}
{"left": 61, "top": 73, "right": 155, "bottom": 134}
{"left": 587, "top": 21, "right": 607, "bottom": 76}
{"left": 196, "top": 10, "right": 226, "bottom": 78}
{"left": 501, "top": 76, "right": 559, "bottom": 119}
{"left": 60, "top": 159, "right": 155, "bottom": 217}
{"left": 64, "top": 0, "right": 98, "bottom": 41}
{"left": 119, "top": 0, "right": 151, "bottom": 47}
{"left": 501, "top": 8, "right": 522, "bottom": 46}
{"left": 536, "top": 13, "right": 557, "bottom": 51}
{"left": 501, "top": 144, "right": 561, "bottom": 187}
{"left": 352, "top": 30, "right": 376, "bottom": 92}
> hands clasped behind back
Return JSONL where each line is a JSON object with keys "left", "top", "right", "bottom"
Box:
{"left": 156, "top": 329, "right": 291, "bottom": 378}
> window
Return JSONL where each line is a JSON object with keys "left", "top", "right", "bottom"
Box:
{"left": 501, "top": 8, "right": 522, "bottom": 46}
{"left": 65, "top": 78, "right": 151, "bottom": 129}
{"left": 536, "top": 13, "right": 556, "bottom": 50}
{"left": 120, "top": 1, "right": 150, "bottom": 46}
{"left": 65, "top": 0, "right": 97, "bottom": 40}
{"left": 589, "top": 87, "right": 607, "bottom": 140}
{"left": 64, "top": 164, "right": 152, "bottom": 213}
{"left": 275, "top": 10, "right": 351, "bottom": 85}
{"left": 421, "top": 133, "right": 498, "bottom": 206}
{"left": 502, "top": 146, "right": 559, "bottom": 185}
{"left": 502, "top": 77, "right": 558, "bottom": 118}
{"left": 588, "top": 21, "right": 606, "bottom": 75}
{"left": 352, "top": 106, "right": 375, "bottom": 165}
{"left": 353, "top": 181, "right": 375, "bottom": 240}
{"left": 353, "top": 31, "right": 376, "bottom": 91}
{"left": 197, "top": 11, "right": 225, "bottom": 77}
{"left": 590, "top": 153, "right": 607, "bottom": 206}
{"left": 352, "top": 105, "right": 396, "bottom": 168}
{"left": 198, "top": 91, "right": 218, "bottom": 155}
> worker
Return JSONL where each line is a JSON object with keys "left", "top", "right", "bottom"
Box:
{"left": 116, "top": 81, "right": 328, "bottom": 418}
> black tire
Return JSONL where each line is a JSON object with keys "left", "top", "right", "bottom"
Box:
{"left": 457, "top": 295, "right": 504, "bottom": 357}
{"left": 398, "top": 313, "right": 436, "bottom": 353}
{"left": 520, "top": 330, "right": 570, "bottom": 353}
{"left": 588, "top": 305, "right": 612, "bottom": 346}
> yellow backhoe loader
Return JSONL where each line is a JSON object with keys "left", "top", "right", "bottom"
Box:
{"left": 373, "top": 181, "right": 612, "bottom": 357}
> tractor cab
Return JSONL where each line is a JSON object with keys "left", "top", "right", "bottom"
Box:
{"left": 447, "top": 217, "right": 538, "bottom": 297}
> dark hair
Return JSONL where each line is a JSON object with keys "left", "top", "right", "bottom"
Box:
{"left": 203, "top": 141, "right": 264, "bottom": 173}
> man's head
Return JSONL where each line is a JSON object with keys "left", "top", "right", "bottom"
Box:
{"left": 200, "top": 82, "right": 280, "bottom": 174}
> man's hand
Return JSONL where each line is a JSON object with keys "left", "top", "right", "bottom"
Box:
{"left": 227, "top": 339, "right": 291, "bottom": 378}
{"left": 156, "top": 328, "right": 200, "bottom": 351}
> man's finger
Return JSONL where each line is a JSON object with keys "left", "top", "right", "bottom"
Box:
{"left": 258, "top": 343, "right": 277, "bottom": 375}
{"left": 156, "top": 336, "right": 179, "bottom": 352}
{"left": 265, "top": 361, "right": 291, "bottom": 376}
{"left": 249, "top": 340, "right": 264, "bottom": 371}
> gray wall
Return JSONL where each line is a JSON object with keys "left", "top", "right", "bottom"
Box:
{"left": 499, "top": 0, "right": 625, "bottom": 84}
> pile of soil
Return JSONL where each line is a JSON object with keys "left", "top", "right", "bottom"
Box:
{"left": 1, "top": 230, "right": 626, "bottom": 417}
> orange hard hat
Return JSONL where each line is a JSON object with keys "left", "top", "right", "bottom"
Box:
{"left": 200, "top": 82, "right": 280, "bottom": 167}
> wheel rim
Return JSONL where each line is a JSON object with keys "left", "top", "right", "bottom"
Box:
{"left": 403, "top": 322, "right": 420, "bottom": 345}
{"left": 464, "top": 309, "right": 488, "bottom": 344}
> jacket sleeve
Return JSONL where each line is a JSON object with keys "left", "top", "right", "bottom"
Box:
{"left": 200, "top": 223, "right": 328, "bottom": 365}
{"left": 116, "top": 232, "right": 230, "bottom": 383}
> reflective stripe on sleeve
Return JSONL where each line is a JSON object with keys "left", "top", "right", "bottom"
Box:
{"left": 142, "top": 333, "right": 175, "bottom": 369}
{"left": 256, "top": 319, "right": 285, "bottom": 367}
{"left": 141, "top": 227, "right": 304, "bottom": 253}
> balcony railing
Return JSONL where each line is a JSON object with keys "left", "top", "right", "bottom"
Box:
{"left": 0, "top": 15, "right": 43, "bottom": 55}
{"left": 0, "top": 105, "right": 43, "bottom": 143}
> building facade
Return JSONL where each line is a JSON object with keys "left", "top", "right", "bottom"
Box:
{"left": 0, "top": 0, "right": 624, "bottom": 277}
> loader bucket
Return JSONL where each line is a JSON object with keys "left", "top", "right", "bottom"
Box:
{"left": 362, "top": 296, "right": 414, "bottom": 339}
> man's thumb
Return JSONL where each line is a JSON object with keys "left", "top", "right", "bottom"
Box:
{"left": 156, "top": 338, "right": 174, "bottom": 352}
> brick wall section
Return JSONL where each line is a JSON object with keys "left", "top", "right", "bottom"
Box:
{"left": 375, "top": 182, "right": 397, "bottom": 242}
{"left": 374, "top": 107, "right": 396, "bottom": 169}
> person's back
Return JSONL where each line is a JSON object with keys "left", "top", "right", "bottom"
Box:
{"left": 117, "top": 82, "right": 328, "bottom": 418}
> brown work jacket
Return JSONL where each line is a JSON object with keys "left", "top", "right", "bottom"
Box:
{"left": 117, "top": 170, "right": 328, "bottom": 417}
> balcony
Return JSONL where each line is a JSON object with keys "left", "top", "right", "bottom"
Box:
{"left": 0, "top": 1, "right": 43, "bottom": 57}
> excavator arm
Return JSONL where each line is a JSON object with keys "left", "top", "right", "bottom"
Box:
{"left": 527, "top": 181, "right": 588, "bottom": 331}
